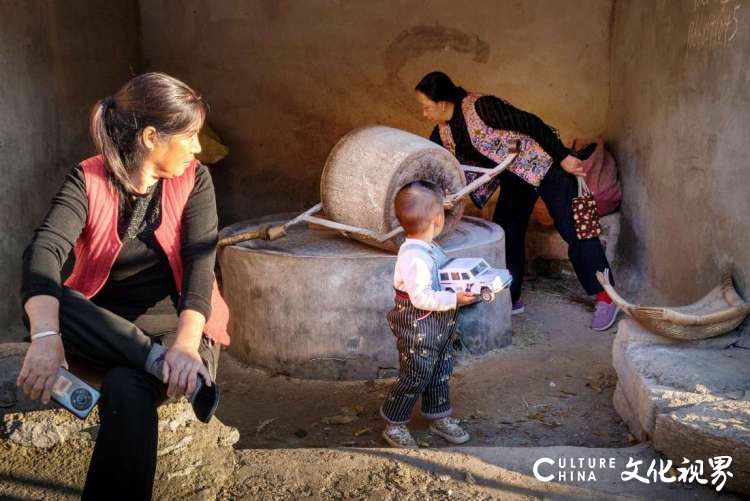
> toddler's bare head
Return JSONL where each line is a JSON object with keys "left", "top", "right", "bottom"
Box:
{"left": 394, "top": 181, "right": 444, "bottom": 237}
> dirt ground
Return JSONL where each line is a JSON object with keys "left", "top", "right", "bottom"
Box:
{"left": 215, "top": 272, "right": 632, "bottom": 451}
{"left": 217, "top": 446, "right": 740, "bottom": 501}
{"left": 4, "top": 273, "right": 741, "bottom": 500}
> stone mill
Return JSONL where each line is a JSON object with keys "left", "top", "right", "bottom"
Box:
{"left": 218, "top": 125, "right": 512, "bottom": 380}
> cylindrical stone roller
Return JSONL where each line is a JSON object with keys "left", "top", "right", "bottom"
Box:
{"left": 320, "top": 125, "right": 465, "bottom": 251}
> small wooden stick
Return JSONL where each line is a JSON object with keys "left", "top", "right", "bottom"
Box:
{"left": 218, "top": 203, "right": 323, "bottom": 247}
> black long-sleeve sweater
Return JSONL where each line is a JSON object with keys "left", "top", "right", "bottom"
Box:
{"left": 429, "top": 95, "right": 569, "bottom": 168}
{"left": 21, "top": 164, "right": 218, "bottom": 326}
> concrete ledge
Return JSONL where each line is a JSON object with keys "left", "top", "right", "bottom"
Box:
{"left": 612, "top": 319, "right": 750, "bottom": 495}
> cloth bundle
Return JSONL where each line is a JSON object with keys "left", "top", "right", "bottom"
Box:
{"left": 572, "top": 138, "right": 622, "bottom": 216}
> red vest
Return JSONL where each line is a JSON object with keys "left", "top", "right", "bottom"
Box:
{"left": 64, "top": 155, "right": 230, "bottom": 346}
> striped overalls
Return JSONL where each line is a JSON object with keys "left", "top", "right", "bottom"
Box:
{"left": 381, "top": 243, "right": 459, "bottom": 424}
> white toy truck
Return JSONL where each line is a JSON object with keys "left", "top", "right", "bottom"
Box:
{"left": 438, "top": 258, "right": 512, "bottom": 303}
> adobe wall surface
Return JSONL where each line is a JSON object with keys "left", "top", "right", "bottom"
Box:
{"left": 0, "top": 1, "right": 141, "bottom": 340}
{"left": 606, "top": 0, "right": 749, "bottom": 301}
{"left": 138, "top": 0, "right": 613, "bottom": 226}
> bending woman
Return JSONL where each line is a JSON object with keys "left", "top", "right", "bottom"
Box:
{"left": 17, "top": 72, "right": 229, "bottom": 500}
{"left": 415, "top": 71, "right": 617, "bottom": 330}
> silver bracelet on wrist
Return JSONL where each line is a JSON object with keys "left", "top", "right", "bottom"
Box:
{"left": 31, "top": 330, "right": 60, "bottom": 341}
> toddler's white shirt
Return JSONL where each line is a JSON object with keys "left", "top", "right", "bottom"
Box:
{"left": 393, "top": 238, "right": 457, "bottom": 311}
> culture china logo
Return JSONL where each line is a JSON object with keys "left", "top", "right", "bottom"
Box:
{"left": 533, "top": 456, "right": 733, "bottom": 492}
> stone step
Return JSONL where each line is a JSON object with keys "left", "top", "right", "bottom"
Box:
{"left": 612, "top": 319, "right": 750, "bottom": 495}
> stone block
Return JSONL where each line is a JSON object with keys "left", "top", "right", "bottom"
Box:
{"left": 655, "top": 399, "right": 750, "bottom": 494}
{"left": 612, "top": 320, "right": 750, "bottom": 495}
{"left": 0, "top": 342, "right": 239, "bottom": 500}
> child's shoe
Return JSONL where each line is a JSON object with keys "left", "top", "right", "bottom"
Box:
{"left": 382, "top": 424, "right": 418, "bottom": 448}
{"left": 429, "top": 417, "right": 470, "bottom": 444}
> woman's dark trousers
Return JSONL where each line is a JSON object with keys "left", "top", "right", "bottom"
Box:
{"left": 54, "top": 287, "right": 219, "bottom": 501}
{"left": 492, "top": 164, "right": 614, "bottom": 303}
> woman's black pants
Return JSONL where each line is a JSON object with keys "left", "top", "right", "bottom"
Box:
{"left": 492, "top": 164, "right": 614, "bottom": 303}
{"left": 47, "top": 287, "right": 220, "bottom": 501}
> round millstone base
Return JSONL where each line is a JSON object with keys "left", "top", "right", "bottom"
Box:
{"left": 219, "top": 215, "right": 511, "bottom": 380}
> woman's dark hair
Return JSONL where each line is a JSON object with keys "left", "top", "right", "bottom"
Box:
{"left": 89, "top": 72, "right": 207, "bottom": 193}
{"left": 415, "top": 71, "right": 467, "bottom": 104}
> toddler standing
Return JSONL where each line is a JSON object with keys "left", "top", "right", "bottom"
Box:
{"left": 380, "top": 181, "right": 474, "bottom": 448}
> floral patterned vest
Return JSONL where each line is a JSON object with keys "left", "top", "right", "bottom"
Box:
{"left": 438, "top": 93, "right": 554, "bottom": 206}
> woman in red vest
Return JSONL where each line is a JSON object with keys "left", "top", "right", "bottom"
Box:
{"left": 18, "top": 72, "right": 229, "bottom": 500}
{"left": 414, "top": 71, "right": 618, "bottom": 331}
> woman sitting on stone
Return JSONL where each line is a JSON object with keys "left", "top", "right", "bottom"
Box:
{"left": 414, "top": 71, "right": 618, "bottom": 330}
{"left": 17, "top": 72, "right": 229, "bottom": 500}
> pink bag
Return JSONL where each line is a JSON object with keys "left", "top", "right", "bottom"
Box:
{"left": 573, "top": 138, "right": 622, "bottom": 216}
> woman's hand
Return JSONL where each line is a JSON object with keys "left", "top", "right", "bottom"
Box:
{"left": 19, "top": 295, "right": 65, "bottom": 404}
{"left": 163, "top": 309, "right": 210, "bottom": 399}
{"left": 162, "top": 342, "right": 212, "bottom": 399}
{"left": 17, "top": 335, "right": 67, "bottom": 404}
{"left": 560, "top": 155, "right": 586, "bottom": 177}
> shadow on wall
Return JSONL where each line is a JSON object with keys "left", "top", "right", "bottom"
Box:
{"left": 384, "top": 25, "right": 490, "bottom": 89}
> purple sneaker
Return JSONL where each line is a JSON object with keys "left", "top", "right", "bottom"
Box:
{"left": 512, "top": 298, "right": 525, "bottom": 315}
{"left": 592, "top": 301, "right": 619, "bottom": 331}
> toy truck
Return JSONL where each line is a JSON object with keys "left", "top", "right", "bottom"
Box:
{"left": 438, "top": 258, "right": 512, "bottom": 303}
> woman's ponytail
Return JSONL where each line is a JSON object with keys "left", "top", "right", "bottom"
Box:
{"left": 89, "top": 97, "right": 136, "bottom": 193}
{"left": 88, "top": 73, "right": 206, "bottom": 194}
